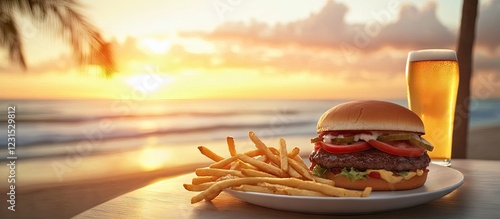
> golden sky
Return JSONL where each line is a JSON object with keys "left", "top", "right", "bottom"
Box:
{"left": 1, "top": 0, "right": 499, "bottom": 99}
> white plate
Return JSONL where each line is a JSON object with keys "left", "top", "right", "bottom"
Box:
{"left": 225, "top": 164, "right": 464, "bottom": 214}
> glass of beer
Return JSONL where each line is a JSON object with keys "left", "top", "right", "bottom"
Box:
{"left": 406, "top": 49, "right": 459, "bottom": 167}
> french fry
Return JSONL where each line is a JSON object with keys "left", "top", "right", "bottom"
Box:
{"left": 191, "top": 177, "right": 370, "bottom": 203}
{"left": 287, "top": 147, "right": 300, "bottom": 158}
{"left": 279, "top": 187, "right": 328, "bottom": 197}
{"left": 283, "top": 147, "right": 303, "bottom": 178}
{"left": 243, "top": 149, "right": 262, "bottom": 157}
{"left": 183, "top": 182, "right": 215, "bottom": 191}
{"left": 206, "top": 190, "right": 222, "bottom": 201}
{"left": 186, "top": 132, "right": 372, "bottom": 203}
{"left": 279, "top": 138, "right": 289, "bottom": 172}
{"left": 241, "top": 168, "right": 277, "bottom": 178}
{"left": 291, "top": 154, "right": 309, "bottom": 170}
{"left": 269, "top": 147, "right": 279, "bottom": 155}
{"left": 287, "top": 166, "right": 304, "bottom": 178}
{"left": 229, "top": 160, "right": 242, "bottom": 170}
{"left": 249, "top": 131, "right": 280, "bottom": 166}
{"left": 230, "top": 160, "right": 258, "bottom": 171}
{"left": 236, "top": 154, "right": 288, "bottom": 177}
{"left": 287, "top": 157, "right": 314, "bottom": 180}
{"left": 286, "top": 147, "right": 309, "bottom": 170}
{"left": 235, "top": 183, "right": 309, "bottom": 196}
{"left": 232, "top": 184, "right": 277, "bottom": 194}
{"left": 256, "top": 177, "right": 370, "bottom": 197}
{"left": 192, "top": 176, "right": 218, "bottom": 185}
{"left": 236, "top": 183, "right": 326, "bottom": 197}
{"left": 195, "top": 168, "right": 244, "bottom": 178}
{"left": 210, "top": 156, "right": 238, "bottom": 169}
{"left": 256, "top": 155, "right": 268, "bottom": 163}
{"left": 227, "top": 136, "right": 237, "bottom": 156}
{"left": 362, "top": 187, "right": 373, "bottom": 197}
{"left": 259, "top": 183, "right": 328, "bottom": 197}
{"left": 197, "top": 146, "right": 224, "bottom": 162}
{"left": 313, "top": 176, "right": 335, "bottom": 186}
{"left": 191, "top": 177, "right": 254, "bottom": 203}
{"left": 254, "top": 182, "right": 283, "bottom": 194}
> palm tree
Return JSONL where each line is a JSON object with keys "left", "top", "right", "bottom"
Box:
{"left": 0, "top": 0, "right": 115, "bottom": 76}
{"left": 453, "top": 0, "right": 478, "bottom": 158}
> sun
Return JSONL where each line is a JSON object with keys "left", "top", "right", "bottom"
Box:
{"left": 138, "top": 38, "right": 171, "bottom": 54}
{"left": 140, "top": 147, "right": 168, "bottom": 171}
{"left": 124, "top": 73, "right": 172, "bottom": 94}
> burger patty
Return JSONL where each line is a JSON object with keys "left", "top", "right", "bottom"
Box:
{"left": 309, "top": 148, "right": 431, "bottom": 172}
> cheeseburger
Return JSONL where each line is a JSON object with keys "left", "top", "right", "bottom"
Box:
{"left": 309, "top": 100, "right": 433, "bottom": 191}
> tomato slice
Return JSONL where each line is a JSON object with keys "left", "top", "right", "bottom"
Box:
{"left": 367, "top": 140, "right": 425, "bottom": 157}
{"left": 316, "top": 141, "right": 372, "bottom": 154}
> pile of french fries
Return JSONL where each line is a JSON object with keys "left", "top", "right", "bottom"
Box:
{"left": 184, "top": 131, "right": 372, "bottom": 203}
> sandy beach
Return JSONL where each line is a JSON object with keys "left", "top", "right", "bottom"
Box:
{"left": 1, "top": 125, "right": 499, "bottom": 218}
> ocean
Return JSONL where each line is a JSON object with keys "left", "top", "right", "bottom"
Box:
{"left": 1, "top": 99, "right": 500, "bottom": 161}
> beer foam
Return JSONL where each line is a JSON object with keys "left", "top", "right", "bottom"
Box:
{"left": 408, "top": 49, "right": 457, "bottom": 62}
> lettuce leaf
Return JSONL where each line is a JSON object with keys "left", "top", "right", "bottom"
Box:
{"left": 396, "top": 171, "right": 409, "bottom": 177}
{"left": 312, "top": 165, "right": 328, "bottom": 178}
{"left": 337, "top": 167, "right": 368, "bottom": 181}
{"left": 312, "top": 166, "right": 368, "bottom": 181}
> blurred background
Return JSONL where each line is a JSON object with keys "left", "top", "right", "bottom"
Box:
{"left": 0, "top": 0, "right": 499, "bottom": 188}
{"left": 2, "top": 0, "right": 499, "bottom": 99}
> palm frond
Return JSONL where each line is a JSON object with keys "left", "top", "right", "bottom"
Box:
{"left": 0, "top": 10, "right": 27, "bottom": 70}
{"left": 0, "top": 0, "right": 116, "bottom": 76}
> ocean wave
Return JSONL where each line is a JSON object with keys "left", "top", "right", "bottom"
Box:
{"left": 12, "top": 120, "right": 316, "bottom": 147}
{"left": 3, "top": 99, "right": 500, "bottom": 161}
{"left": 0, "top": 109, "right": 301, "bottom": 123}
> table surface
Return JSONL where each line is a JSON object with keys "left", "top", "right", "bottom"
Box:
{"left": 76, "top": 159, "right": 500, "bottom": 218}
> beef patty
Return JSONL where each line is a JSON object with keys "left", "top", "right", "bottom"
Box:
{"left": 309, "top": 148, "right": 431, "bottom": 172}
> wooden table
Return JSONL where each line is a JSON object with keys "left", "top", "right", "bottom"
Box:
{"left": 75, "top": 159, "right": 500, "bottom": 218}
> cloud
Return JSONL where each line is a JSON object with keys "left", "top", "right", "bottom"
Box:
{"left": 201, "top": 0, "right": 500, "bottom": 52}
{"left": 0, "top": 54, "right": 75, "bottom": 74}
{"left": 172, "top": 1, "right": 455, "bottom": 80}
{"left": 476, "top": 0, "right": 500, "bottom": 50}
{"left": 182, "top": 0, "right": 499, "bottom": 82}
{"left": 475, "top": 52, "right": 500, "bottom": 71}
{"left": 371, "top": 2, "right": 455, "bottom": 50}
{"left": 203, "top": 1, "right": 456, "bottom": 51}
{"left": 202, "top": 1, "right": 350, "bottom": 48}
{"left": 3, "top": 0, "right": 499, "bottom": 83}
{"left": 281, "top": 1, "right": 349, "bottom": 46}
{"left": 0, "top": 9, "right": 452, "bottom": 81}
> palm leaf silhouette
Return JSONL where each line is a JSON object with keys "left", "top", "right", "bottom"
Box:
{"left": 0, "top": 0, "right": 115, "bottom": 76}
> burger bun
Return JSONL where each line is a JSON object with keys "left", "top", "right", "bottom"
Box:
{"left": 325, "top": 171, "right": 428, "bottom": 191}
{"left": 317, "top": 100, "right": 425, "bottom": 134}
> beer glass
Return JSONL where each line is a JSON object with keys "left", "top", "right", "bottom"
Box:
{"left": 406, "top": 49, "right": 459, "bottom": 166}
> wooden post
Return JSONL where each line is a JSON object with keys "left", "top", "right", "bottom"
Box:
{"left": 454, "top": 0, "right": 478, "bottom": 158}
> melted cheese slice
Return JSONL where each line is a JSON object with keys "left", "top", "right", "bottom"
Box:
{"left": 367, "top": 169, "right": 424, "bottom": 184}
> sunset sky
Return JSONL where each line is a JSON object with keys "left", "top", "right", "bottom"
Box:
{"left": 1, "top": 0, "right": 499, "bottom": 99}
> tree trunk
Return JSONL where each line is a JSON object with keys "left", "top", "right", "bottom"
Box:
{"left": 453, "top": 0, "right": 478, "bottom": 159}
